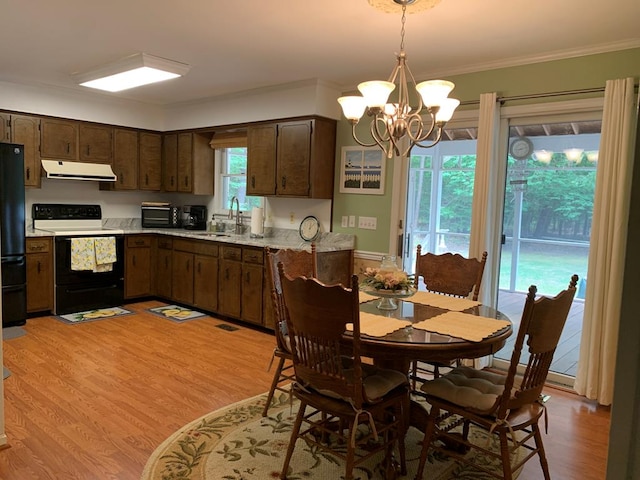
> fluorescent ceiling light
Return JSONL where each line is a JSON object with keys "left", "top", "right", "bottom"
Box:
{"left": 73, "top": 53, "right": 190, "bottom": 92}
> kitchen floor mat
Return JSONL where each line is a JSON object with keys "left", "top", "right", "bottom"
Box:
{"left": 3, "top": 366, "right": 10, "bottom": 380}
{"left": 147, "top": 305, "right": 207, "bottom": 322}
{"left": 3, "top": 326, "right": 27, "bottom": 340}
{"left": 55, "top": 307, "right": 133, "bottom": 324}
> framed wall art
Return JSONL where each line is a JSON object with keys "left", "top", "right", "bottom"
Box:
{"left": 339, "top": 146, "right": 386, "bottom": 195}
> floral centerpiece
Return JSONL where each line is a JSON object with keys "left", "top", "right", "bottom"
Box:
{"left": 361, "top": 256, "right": 415, "bottom": 310}
{"left": 362, "top": 267, "right": 414, "bottom": 292}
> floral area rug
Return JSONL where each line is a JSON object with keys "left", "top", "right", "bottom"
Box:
{"left": 55, "top": 306, "right": 133, "bottom": 324}
{"left": 147, "top": 305, "right": 207, "bottom": 322}
{"left": 141, "top": 391, "right": 523, "bottom": 480}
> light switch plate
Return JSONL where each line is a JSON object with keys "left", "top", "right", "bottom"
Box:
{"left": 358, "top": 216, "right": 377, "bottom": 230}
{"left": 348, "top": 215, "right": 356, "bottom": 227}
{"left": 341, "top": 216, "right": 348, "bottom": 227}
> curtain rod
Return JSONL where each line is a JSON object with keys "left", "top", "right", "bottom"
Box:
{"left": 460, "top": 83, "right": 639, "bottom": 107}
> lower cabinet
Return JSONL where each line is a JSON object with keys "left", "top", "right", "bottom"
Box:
{"left": 26, "top": 237, "right": 53, "bottom": 313}
{"left": 171, "top": 239, "right": 218, "bottom": 310}
{"left": 155, "top": 237, "right": 173, "bottom": 299}
{"left": 125, "top": 235, "right": 152, "bottom": 299}
{"left": 219, "top": 245, "right": 264, "bottom": 326}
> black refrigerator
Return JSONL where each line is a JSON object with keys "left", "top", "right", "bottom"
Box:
{"left": 0, "top": 143, "right": 26, "bottom": 327}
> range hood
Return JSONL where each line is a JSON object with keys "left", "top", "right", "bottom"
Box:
{"left": 41, "top": 159, "right": 117, "bottom": 182}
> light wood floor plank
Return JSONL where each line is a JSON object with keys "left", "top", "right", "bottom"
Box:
{"left": 0, "top": 300, "right": 609, "bottom": 479}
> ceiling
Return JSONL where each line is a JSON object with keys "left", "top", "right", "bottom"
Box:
{"left": 1, "top": 0, "right": 638, "bottom": 107}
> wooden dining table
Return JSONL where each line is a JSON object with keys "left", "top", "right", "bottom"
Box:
{"left": 352, "top": 290, "right": 513, "bottom": 430}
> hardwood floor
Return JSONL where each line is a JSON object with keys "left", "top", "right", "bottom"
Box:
{"left": 0, "top": 300, "right": 610, "bottom": 479}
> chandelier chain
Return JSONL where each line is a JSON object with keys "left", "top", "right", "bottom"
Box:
{"left": 400, "top": 3, "right": 407, "bottom": 52}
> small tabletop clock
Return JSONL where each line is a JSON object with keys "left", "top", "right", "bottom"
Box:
{"left": 299, "top": 215, "right": 320, "bottom": 242}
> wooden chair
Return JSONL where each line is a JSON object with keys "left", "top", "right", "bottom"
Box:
{"left": 414, "top": 274, "right": 579, "bottom": 480}
{"left": 278, "top": 271, "right": 410, "bottom": 480}
{"left": 411, "top": 246, "right": 488, "bottom": 385}
{"left": 262, "top": 244, "right": 317, "bottom": 417}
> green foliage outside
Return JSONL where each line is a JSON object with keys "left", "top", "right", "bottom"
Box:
{"left": 225, "top": 148, "right": 261, "bottom": 212}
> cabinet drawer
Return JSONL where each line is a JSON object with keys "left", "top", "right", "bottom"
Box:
{"left": 127, "top": 236, "right": 152, "bottom": 248}
{"left": 222, "top": 246, "right": 242, "bottom": 261}
{"left": 26, "top": 238, "right": 51, "bottom": 253}
{"left": 243, "top": 248, "right": 263, "bottom": 265}
{"left": 157, "top": 237, "right": 173, "bottom": 249}
{"left": 191, "top": 240, "right": 218, "bottom": 257}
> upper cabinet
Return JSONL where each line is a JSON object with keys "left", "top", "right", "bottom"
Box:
{"left": 139, "top": 132, "right": 162, "bottom": 191}
{"left": 162, "top": 132, "right": 213, "bottom": 195}
{"left": 41, "top": 118, "right": 79, "bottom": 160}
{"left": 0, "top": 113, "right": 42, "bottom": 187}
{"left": 111, "top": 128, "right": 138, "bottom": 190}
{"left": 246, "top": 117, "right": 336, "bottom": 198}
{"left": 79, "top": 123, "right": 113, "bottom": 164}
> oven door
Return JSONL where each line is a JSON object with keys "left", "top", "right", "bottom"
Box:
{"left": 54, "top": 235, "right": 125, "bottom": 315}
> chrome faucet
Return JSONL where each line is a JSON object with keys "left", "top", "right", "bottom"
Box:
{"left": 229, "top": 196, "right": 241, "bottom": 227}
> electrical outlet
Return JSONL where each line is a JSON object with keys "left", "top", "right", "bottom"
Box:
{"left": 289, "top": 212, "right": 295, "bottom": 224}
{"left": 358, "top": 216, "right": 377, "bottom": 230}
{"left": 348, "top": 215, "right": 356, "bottom": 228}
{"left": 341, "top": 216, "right": 348, "bottom": 227}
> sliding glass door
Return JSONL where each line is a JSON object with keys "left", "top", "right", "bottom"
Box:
{"left": 494, "top": 117, "right": 600, "bottom": 383}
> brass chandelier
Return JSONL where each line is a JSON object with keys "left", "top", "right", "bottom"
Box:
{"left": 338, "top": 0, "right": 459, "bottom": 159}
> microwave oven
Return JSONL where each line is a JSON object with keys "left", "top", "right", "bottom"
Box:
{"left": 141, "top": 205, "right": 181, "bottom": 228}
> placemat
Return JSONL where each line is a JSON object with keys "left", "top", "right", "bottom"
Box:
{"left": 346, "top": 312, "right": 408, "bottom": 337}
{"left": 404, "top": 291, "right": 481, "bottom": 311}
{"left": 359, "top": 291, "right": 379, "bottom": 304}
{"left": 412, "top": 311, "right": 511, "bottom": 342}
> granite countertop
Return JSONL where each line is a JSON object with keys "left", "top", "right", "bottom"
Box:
{"left": 26, "top": 220, "right": 355, "bottom": 252}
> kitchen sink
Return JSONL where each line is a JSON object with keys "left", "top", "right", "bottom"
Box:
{"left": 191, "top": 232, "right": 230, "bottom": 237}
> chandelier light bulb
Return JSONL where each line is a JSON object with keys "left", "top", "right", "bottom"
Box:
{"left": 338, "top": 96, "right": 367, "bottom": 121}
{"left": 564, "top": 148, "right": 584, "bottom": 163}
{"left": 534, "top": 150, "right": 553, "bottom": 164}
{"left": 435, "top": 98, "right": 460, "bottom": 123}
{"left": 357, "top": 81, "right": 396, "bottom": 109}
{"left": 416, "top": 79, "right": 455, "bottom": 107}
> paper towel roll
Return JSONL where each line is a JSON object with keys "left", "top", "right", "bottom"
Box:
{"left": 251, "top": 207, "right": 264, "bottom": 235}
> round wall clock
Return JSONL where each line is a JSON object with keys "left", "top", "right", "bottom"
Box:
{"left": 510, "top": 137, "right": 534, "bottom": 160}
{"left": 299, "top": 215, "right": 320, "bottom": 242}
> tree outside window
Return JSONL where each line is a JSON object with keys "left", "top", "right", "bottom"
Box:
{"left": 220, "top": 147, "right": 262, "bottom": 213}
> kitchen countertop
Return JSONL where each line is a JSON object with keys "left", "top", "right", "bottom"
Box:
{"left": 26, "top": 220, "right": 355, "bottom": 252}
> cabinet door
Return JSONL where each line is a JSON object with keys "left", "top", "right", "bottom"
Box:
{"left": 162, "top": 133, "right": 178, "bottom": 192}
{"left": 156, "top": 247, "right": 173, "bottom": 299}
{"left": 112, "top": 129, "right": 138, "bottom": 190}
{"left": 177, "top": 132, "right": 193, "bottom": 193}
{"left": 276, "top": 121, "right": 311, "bottom": 196}
{"left": 172, "top": 250, "right": 194, "bottom": 304}
{"left": 11, "top": 115, "right": 41, "bottom": 187}
{"left": 0, "top": 113, "right": 10, "bottom": 142}
{"left": 194, "top": 254, "right": 218, "bottom": 312}
{"left": 246, "top": 124, "right": 277, "bottom": 195}
{"left": 79, "top": 124, "right": 113, "bottom": 164}
{"left": 139, "top": 132, "right": 162, "bottom": 191}
{"left": 218, "top": 259, "right": 242, "bottom": 318}
{"left": 26, "top": 238, "right": 53, "bottom": 313}
{"left": 125, "top": 237, "right": 152, "bottom": 298}
{"left": 41, "top": 118, "right": 78, "bottom": 160}
{"left": 242, "top": 263, "right": 263, "bottom": 325}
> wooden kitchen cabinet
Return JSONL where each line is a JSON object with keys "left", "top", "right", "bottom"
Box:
{"left": 79, "top": 123, "right": 113, "bottom": 164}
{"left": 218, "top": 246, "right": 242, "bottom": 319}
{"left": 26, "top": 237, "right": 53, "bottom": 313}
{"left": 139, "top": 132, "right": 162, "bottom": 191}
{"left": 218, "top": 245, "right": 264, "bottom": 326}
{"left": 41, "top": 118, "right": 79, "bottom": 161}
{"left": 155, "top": 236, "right": 173, "bottom": 299}
{"left": 107, "top": 128, "right": 138, "bottom": 190}
{"left": 125, "top": 235, "right": 152, "bottom": 299}
{"left": 246, "top": 117, "right": 336, "bottom": 198}
{"left": 0, "top": 113, "right": 9, "bottom": 142}
{"left": 241, "top": 247, "right": 264, "bottom": 325}
{"left": 171, "top": 239, "right": 218, "bottom": 310}
{"left": 163, "top": 132, "right": 214, "bottom": 194}
{"left": 10, "top": 114, "right": 41, "bottom": 188}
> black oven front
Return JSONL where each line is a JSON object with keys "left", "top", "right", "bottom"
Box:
{"left": 54, "top": 235, "right": 125, "bottom": 315}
